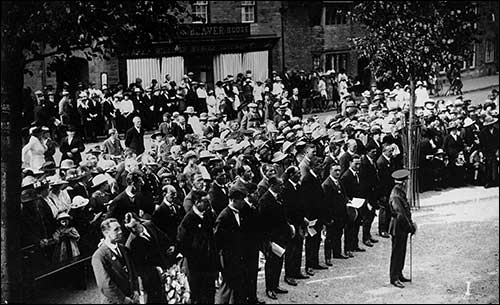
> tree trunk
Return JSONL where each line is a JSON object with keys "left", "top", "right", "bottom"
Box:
{"left": 407, "top": 77, "right": 417, "bottom": 208}
{"left": 1, "top": 26, "right": 24, "bottom": 303}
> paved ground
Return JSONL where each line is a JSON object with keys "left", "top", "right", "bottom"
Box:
{"left": 32, "top": 186, "right": 499, "bottom": 304}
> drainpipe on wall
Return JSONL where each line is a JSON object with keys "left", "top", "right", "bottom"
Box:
{"left": 280, "top": 3, "right": 286, "bottom": 74}
{"left": 41, "top": 41, "right": 47, "bottom": 88}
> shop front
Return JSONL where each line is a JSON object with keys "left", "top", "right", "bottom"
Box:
{"left": 119, "top": 23, "right": 279, "bottom": 89}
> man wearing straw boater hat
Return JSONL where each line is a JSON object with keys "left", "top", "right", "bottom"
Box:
{"left": 388, "top": 169, "right": 416, "bottom": 289}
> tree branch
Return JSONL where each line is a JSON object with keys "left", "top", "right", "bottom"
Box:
{"left": 23, "top": 43, "right": 96, "bottom": 65}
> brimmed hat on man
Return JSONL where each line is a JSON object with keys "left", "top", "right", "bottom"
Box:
{"left": 483, "top": 116, "right": 498, "bottom": 126}
{"left": 184, "top": 106, "right": 196, "bottom": 114}
{"left": 21, "top": 189, "right": 39, "bottom": 203}
{"left": 91, "top": 174, "right": 109, "bottom": 189}
{"left": 71, "top": 196, "right": 90, "bottom": 209}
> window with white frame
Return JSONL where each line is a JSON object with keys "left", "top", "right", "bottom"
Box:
{"left": 192, "top": 1, "right": 208, "bottom": 23}
{"left": 325, "top": 53, "right": 349, "bottom": 73}
{"left": 241, "top": 1, "right": 255, "bottom": 23}
{"left": 485, "top": 40, "right": 495, "bottom": 63}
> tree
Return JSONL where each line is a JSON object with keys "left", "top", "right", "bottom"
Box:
{"left": 349, "top": 1, "right": 480, "bottom": 207}
{"left": 1, "top": 1, "right": 187, "bottom": 302}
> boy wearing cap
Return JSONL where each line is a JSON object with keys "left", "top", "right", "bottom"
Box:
{"left": 388, "top": 169, "right": 416, "bottom": 288}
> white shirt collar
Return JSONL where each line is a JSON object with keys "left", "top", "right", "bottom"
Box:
{"left": 309, "top": 169, "right": 317, "bottom": 178}
{"left": 125, "top": 187, "right": 135, "bottom": 198}
{"left": 104, "top": 239, "right": 119, "bottom": 253}
{"left": 193, "top": 205, "right": 204, "bottom": 219}
{"left": 383, "top": 153, "right": 391, "bottom": 162}
{"left": 268, "top": 189, "right": 279, "bottom": 200}
{"left": 350, "top": 168, "right": 358, "bottom": 176}
{"left": 329, "top": 176, "right": 339, "bottom": 184}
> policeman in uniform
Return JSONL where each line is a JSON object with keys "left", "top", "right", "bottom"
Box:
{"left": 388, "top": 169, "right": 416, "bottom": 288}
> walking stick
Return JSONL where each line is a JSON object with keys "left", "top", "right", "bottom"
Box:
{"left": 409, "top": 234, "right": 413, "bottom": 282}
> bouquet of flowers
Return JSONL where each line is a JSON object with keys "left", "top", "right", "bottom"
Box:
{"left": 159, "top": 260, "right": 190, "bottom": 304}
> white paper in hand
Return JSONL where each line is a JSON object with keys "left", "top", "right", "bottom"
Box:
{"left": 348, "top": 198, "right": 365, "bottom": 209}
{"left": 270, "top": 242, "right": 286, "bottom": 257}
{"left": 307, "top": 226, "right": 317, "bottom": 237}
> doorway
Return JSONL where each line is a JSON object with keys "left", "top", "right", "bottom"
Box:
{"left": 357, "top": 56, "right": 371, "bottom": 90}
{"left": 184, "top": 54, "right": 214, "bottom": 90}
{"left": 56, "top": 56, "right": 89, "bottom": 93}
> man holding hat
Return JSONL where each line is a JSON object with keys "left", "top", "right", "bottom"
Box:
{"left": 388, "top": 169, "right": 416, "bottom": 288}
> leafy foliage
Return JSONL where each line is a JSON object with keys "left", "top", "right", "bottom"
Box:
{"left": 349, "top": 1, "right": 481, "bottom": 83}
{"left": 2, "top": 1, "right": 188, "bottom": 71}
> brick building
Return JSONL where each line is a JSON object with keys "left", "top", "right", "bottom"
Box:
{"left": 24, "top": 1, "right": 499, "bottom": 92}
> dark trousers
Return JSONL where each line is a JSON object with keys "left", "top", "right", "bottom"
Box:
{"left": 345, "top": 216, "right": 362, "bottom": 251}
{"left": 285, "top": 228, "right": 304, "bottom": 277}
{"left": 245, "top": 248, "right": 259, "bottom": 302}
{"left": 324, "top": 219, "right": 346, "bottom": 259}
{"left": 216, "top": 273, "right": 247, "bottom": 304}
{"left": 265, "top": 253, "right": 284, "bottom": 291}
{"left": 390, "top": 233, "right": 408, "bottom": 282}
{"left": 378, "top": 202, "right": 391, "bottom": 234}
{"left": 362, "top": 208, "right": 376, "bottom": 242}
{"left": 187, "top": 270, "right": 216, "bottom": 304}
{"left": 305, "top": 225, "right": 322, "bottom": 268}
{"left": 485, "top": 155, "right": 499, "bottom": 187}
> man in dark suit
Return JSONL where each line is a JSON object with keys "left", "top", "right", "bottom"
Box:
{"left": 214, "top": 186, "right": 248, "bottom": 304}
{"left": 92, "top": 218, "right": 139, "bottom": 304}
{"left": 258, "top": 176, "right": 292, "bottom": 300}
{"left": 152, "top": 185, "right": 184, "bottom": 254}
{"left": 340, "top": 154, "right": 365, "bottom": 255}
{"left": 177, "top": 190, "right": 217, "bottom": 304}
{"left": 283, "top": 166, "right": 309, "bottom": 284}
{"left": 59, "top": 125, "right": 85, "bottom": 165}
{"left": 171, "top": 115, "right": 194, "bottom": 145}
{"left": 322, "top": 163, "right": 349, "bottom": 265}
{"left": 366, "top": 126, "right": 383, "bottom": 160}
{"left": 300, "top": 156, "right": 329, "bottom": 275}
{"left": 108, "top": 172, "right": 154, "bottom": 229}
{"left": 339, "top": 139, "right": 357, "bottom": 176}
{"left": 183, "top": 174, "right": 207, "bottom": 213}
{"left": 233, "top": 165, "right": 265, "bottom": 304}
{"left": 479, "top": 117, "right": 499, "bottom": 188}
{"left": 359, "top": 143, "right": 380, "bottom": 247}
{"left": 125, "top": 213, "right": 173, "bottom": 303}
{"left": 443, "top": 123, "right": 465, "bottom": 187}
{"left": 321, "top": 138, "right": 343, "bottom": 180}
{"left": 125, "top": 116, "right": 145, "bottom": 155}
{"left": 377, "top": 143, "right": 395, "bottom": 238}
{"left": 208, "top": 167, "right": 229, "bottom": 216}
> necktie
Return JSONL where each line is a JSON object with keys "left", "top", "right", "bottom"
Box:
{"left": 355, "top": 173, "right": 359, "bottom": 184}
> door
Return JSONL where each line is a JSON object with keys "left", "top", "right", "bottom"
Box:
{"left": 56, "top": 56, "right": 89, "bottom": 93}
{"left": 184, "top": 54, "right": 214, "bottom": 90}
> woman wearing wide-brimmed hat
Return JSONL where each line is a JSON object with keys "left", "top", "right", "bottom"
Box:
{"left": 22, "top": 125, "right": 47, "bottom": 171}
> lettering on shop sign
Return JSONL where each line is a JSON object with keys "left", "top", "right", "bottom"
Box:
{"left": 173, "top": 23, "right": 250, "bottom": 40}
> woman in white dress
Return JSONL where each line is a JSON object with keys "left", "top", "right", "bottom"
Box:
{"left": 22, "top": 126, "right": 47, "bottom": 170}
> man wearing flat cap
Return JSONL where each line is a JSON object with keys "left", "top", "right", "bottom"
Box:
{"left": 388, "top": 169, "right": 416, "bottom": 289}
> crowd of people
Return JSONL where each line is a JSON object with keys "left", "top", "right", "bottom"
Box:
{"left": 20, "top": 67, "right": 499, "bottom": 303}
